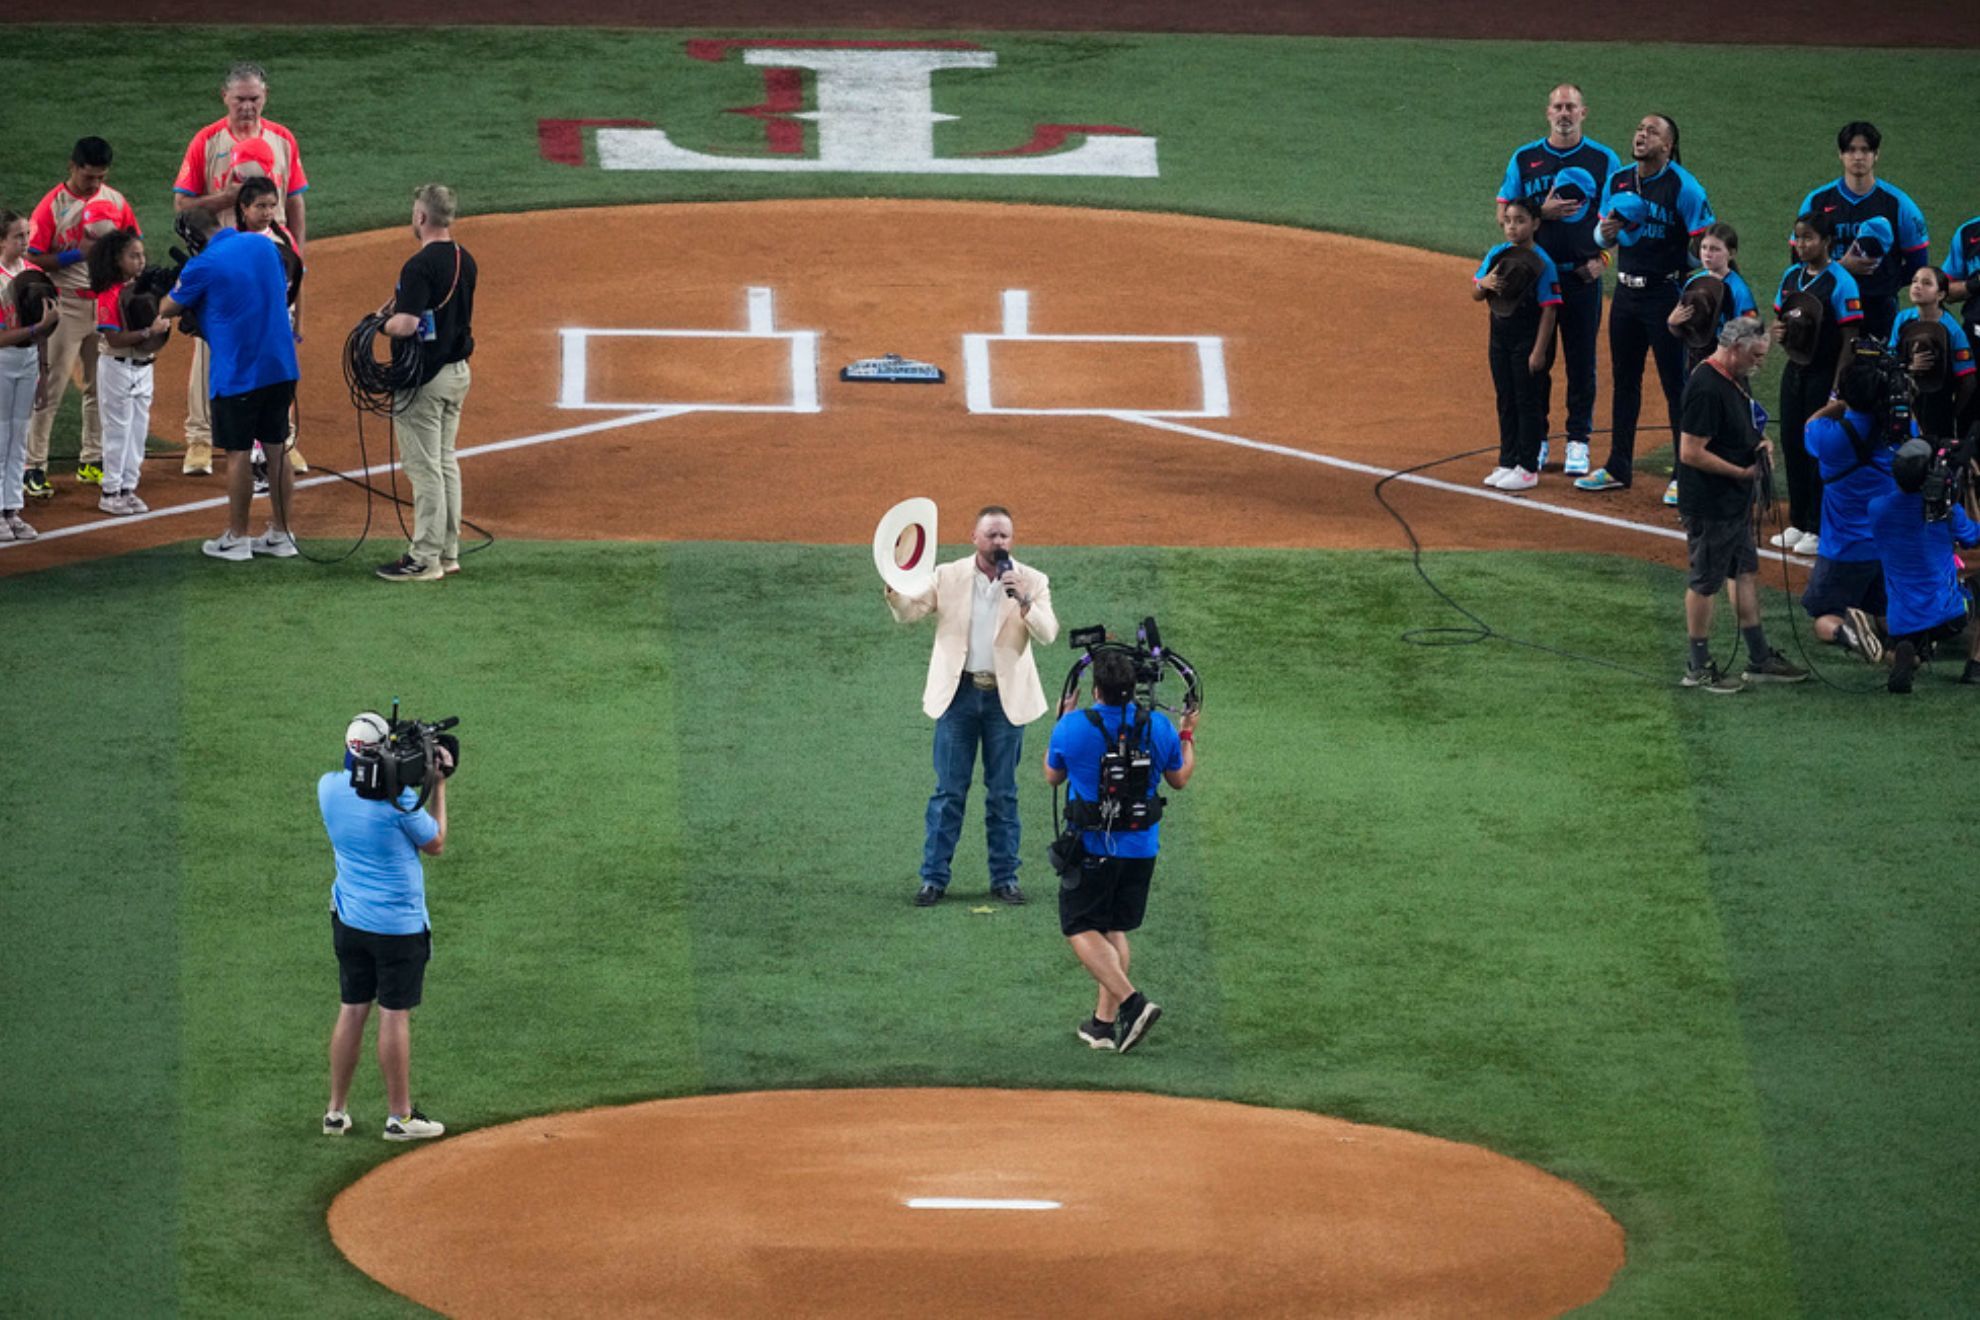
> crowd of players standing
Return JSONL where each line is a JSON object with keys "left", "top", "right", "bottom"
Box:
{"left": 1482, "top": 84, "right": 1978, "bottom": 693}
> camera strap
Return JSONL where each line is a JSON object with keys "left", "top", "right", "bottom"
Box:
{"left": 1822, "top": 415, "right": 1877, "bottom": 485}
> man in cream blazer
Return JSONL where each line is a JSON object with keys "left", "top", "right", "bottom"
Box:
{"left": 885, "top": 506, "right": 1058, "bottom": 906}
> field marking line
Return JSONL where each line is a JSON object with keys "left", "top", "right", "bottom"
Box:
{"left": 966, "top": 288, "right": 1228, "bottom": 419}
{"left": 905, "top": 1198, "right": 1062, "bottom": 1211}
{"left": 1105, "top": 410, "right": 1799, "bottom": 568}
{"left": 558, "top": 286, "right": 821, "bottom": 414}
{"left": 2, "top": 407, "right": 684, "bottom": 550}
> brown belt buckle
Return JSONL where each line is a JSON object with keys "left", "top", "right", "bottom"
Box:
{"left": 970, "top": 672, "right": 998, "bottom": 691}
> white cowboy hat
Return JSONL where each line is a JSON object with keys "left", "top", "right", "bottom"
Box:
{"left": 873, "top": 497, "right": 938, "bottom": 594}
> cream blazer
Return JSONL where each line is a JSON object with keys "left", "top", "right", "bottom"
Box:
{"left": 887, "top": 555, "right": 1059, "bottom": 724}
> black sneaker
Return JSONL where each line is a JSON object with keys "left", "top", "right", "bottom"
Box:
{"left": 376, "top": 555, "right": 443, "bottom": 582}
{"left": 1888, "top": 641, "right": 1918, "bottom": 695}
{"left": 1076, "top": 1017, "right": 1117, "bottom": 1051}
{"left": 22, "top": 467, "right": 52, "bottom": 499}
{"left": 1743, "top": 649, "right": 1809, "bottom": 684}
{"left": 913, "top": 884, "right": 943, "bottom": 907}
{"left": 990, "top": 884, "right": 1026, "bottom": 906}
{"left": 1116, "top": 992, "right": 1162, "bottom": 1054}
{"left": 1681, "top": 662, "right": 1743, "bottom": 694}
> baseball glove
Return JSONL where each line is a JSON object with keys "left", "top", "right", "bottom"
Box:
{"left": 1777, "top": 289, "right": 1826, "bottom": 367}
{"left": 1899, "top": 318, "right": 1952, "bottom": 396}
{"left": 1486, "top": 246, "right": 1548, "bottom": 318}
{"left": 1677, "top": 274, "right": 1726, "bottom": 352}
{"left": 10, "top": 268, "right": 57, "bottom": 331}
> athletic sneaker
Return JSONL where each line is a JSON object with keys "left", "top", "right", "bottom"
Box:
{"left": 4, "top": 513, "right": 36, "bottom": 541}
{"left": 251, "top": 453, "right": 270, "bottom": 496}
{"left": 1572, "top": 468, "right": 1626, "bottom": 492}
{"left": 1116, "top": 992, "right": 1163, "bottom": 1054}
{"left": 1563, "top": 441, "right": 1591, "bottom": 475}
{"left": 250, "top": 527, "right": 298, "bottom": 558}
{"left": 1076, "top": 1017, "right": 1117, "bottom": 1051}
{"left": 1792, "top": 531, "right": 1821, "bottom": 556}
{"left": 99, "top": 491, "right": 133, "bottom": 516}
{"left": 383, "top": 1108, "right": 446, "bottom": 1142}
{"left": 1493, "top": 466, "right": 1538, "bottom": 491}
{"left": 1767, "top": 526, "right": 1803, "bottom": 550}
{"left": 376, "top": 554, "right": 444, "bottom": 582}
{"left": 1888, "top": 641, "right": 1918, "bottom": 695}
{"left": 1536, "top": 440, "right": 1550, "bottom": 471}
{"left": 1482, "top": 466, "right": 1512, "bottom": 487}
{"left": 286, "top": 447, "right": 309, "bottom": 473}
{"left": 1743, "top": 650, "right": 1809, "bottom": 684}
{"left": 75, "top": 461, "right": 103, "bottom": 485}
{"left": 202, "top": 532, "right": 253, "bottom": 562}
{"left": 22, "top": 467, "right": 52, "bottom": 499}
{"left": 124, "top": 493, "right": 148, "bottom": 513}
{"left": 323, "top": 1109, "right": 350, "bottom": 1137}
{"left": 1663, "top": 479, "right": 1679, "bottom": 507}
{"left": 440, "top": 558, "right": 461, "bottom": 576}
{"left": 1840, "top": 609, "right": 1884, "bottom": 664}
{"left": 1681, "top": 662, "right": 1743, "bottom": 694}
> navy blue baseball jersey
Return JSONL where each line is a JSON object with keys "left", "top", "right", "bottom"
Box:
{"left": 1475, "top": 242, "right": 1566, "bottom": 324}
{"left": 1599, "top": 162, "right": 1713, "bottom": 279}
{"left": 1793, "top": 178, "right": 1929, "bottom": 302}
{"left": 1682, "top": 266, "right": 1759, "bottom": 332}
{"left": 1774, "top": 261, "right": 1863, "bottom": 370}
{"left": 1497, "top": 137, "right": 1623, "bottom": 268}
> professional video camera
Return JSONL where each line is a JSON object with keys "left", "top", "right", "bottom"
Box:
{"left": 1846, "top": 335, "right": 1915, "bottom": 449}
{"left": 350, "top": 699, "right": 461, "bottom": 810}
{"left": 159, "top": 211, "right": 209, "bottom": 339}
{"left": 1919, "top": 425, "right": 1979, "bottom": 524}
{"left": 1046, "top": 618, "right": 1203, "bottom": 875}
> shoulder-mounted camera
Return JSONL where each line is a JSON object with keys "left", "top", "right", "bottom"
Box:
{"left": 349, "top": 699, "right": 461, "bottom": 809}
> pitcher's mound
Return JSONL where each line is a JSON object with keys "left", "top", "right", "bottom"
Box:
{"left": 330, "top": 1087, "right": 1621, "bottom": 1316}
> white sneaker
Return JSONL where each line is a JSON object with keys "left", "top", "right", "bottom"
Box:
{"left": 1768, "top": 526, "right": 1802, "bottom": 550}
{"left": 250, "top": 527, "right": 299, "bottom": 558}
{"left": 323, "top": 1109, "right": 351, "bottom": 1137}
{"left": 5, "top": 513, "right": 36, "bottom": 541}
{"left": 1663, "top": 480, "right": 1679, "bottom": 507}
{"left": 1537, "top": 440, "right": 1551, "bottom": 470}
{"left": 1793, "top": 530, "right": 1821, "bottom": 556}
{"left": 1564, "top": 441, "right": 1591, "bottom": 475}
{"left": 440, "top": 558, "right": 461, "bottom": 576}
{"left": 124, "top": 493, "right": 148, "bottom": 513}
{"left": 202, "top": 532, "right": 253, "bottom": 562}
{"left": 99, "top": 491, "right": 131, "bottom": 516}
{"left": 1495, "top": 466, "right": 1539, "bottom": 491}
{"left": 1483, "top": 466, "right": 1512, "bottom": 487}
{"left": 383, "top": 1109, "right": 446, "bottom": 1141}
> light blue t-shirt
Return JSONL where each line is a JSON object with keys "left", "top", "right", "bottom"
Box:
{"left": 1047, "top": 702, "right": 1184, "bottom": 860}
{"left": 318, "top": 771, "right": 438, "bottom": 935}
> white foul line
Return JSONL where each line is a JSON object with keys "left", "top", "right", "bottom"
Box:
{"left": 2, "top": 407, "right": 683, "bottom": 549}
{"left": 1001, "top": 289, "right": 1029, "bottom": 337}
{"left": 1108, "top": 410, "right": 1799, "bottom": 568}
{"left": 905, "top": 1198, "right": 1061, "bottom": 1211}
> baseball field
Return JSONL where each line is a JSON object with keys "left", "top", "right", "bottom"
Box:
{"left": 3, "top": 10, "right": 1977, "bottom": 1317}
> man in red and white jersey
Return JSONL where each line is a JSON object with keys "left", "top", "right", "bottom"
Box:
{"left": 174, "top": 61, "right": 309, "bottom": 476}
{"left": 21, "top": 136, "right": 140, "bottom": 500}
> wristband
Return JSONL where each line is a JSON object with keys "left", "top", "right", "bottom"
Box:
{"left": 1179, "top": 730, "right": 1193, "bottom": 742}
{"left": 57, "top": 250, "right": 83, "bottom": 267}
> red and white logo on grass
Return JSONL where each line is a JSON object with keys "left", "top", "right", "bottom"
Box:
{"left": 538, "top": 39, "right": 1158, "bottom": 177}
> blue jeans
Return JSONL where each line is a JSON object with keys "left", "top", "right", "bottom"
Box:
{"left": 921, "top": 679, "right": 1024, "bottom": 891}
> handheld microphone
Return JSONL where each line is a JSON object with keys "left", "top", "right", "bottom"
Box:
{"left": 993, "top": 548, "right": 1018, "bottom": 598}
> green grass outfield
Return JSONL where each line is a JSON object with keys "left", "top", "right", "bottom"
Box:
{"left": 4, "top": 23, "right": 1978, "bottom": 1316}
{"left": 3, "top": 542, "right": 1975, "bottom": 1315}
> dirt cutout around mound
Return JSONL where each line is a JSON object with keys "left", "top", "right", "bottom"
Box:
{"left": 330, "top": 1088, "right": 1624, "bottom": 1318}
{"left": 3, "top": 199, "right": 1706, "bottom": 581}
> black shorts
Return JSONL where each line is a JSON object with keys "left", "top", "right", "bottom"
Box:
{"left": 212, "top": 379, "right": 296, "bottom": 452}
{"left": 1684, "top": 514, "right": 1758, "bottom": 596}
{"left": 1058, "top": 853, "right": 1156, "bottom": 937}
{"left": 1891, "top": 595, "right": 1974, "bottom": 650}
{"left": 332, "top": 911, "right": 431, "bottom": 1010}
{"left": 1800, "top": 556, "right": 1887, "bottom": 619}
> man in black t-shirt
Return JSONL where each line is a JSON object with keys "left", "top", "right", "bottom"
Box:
{"left": 377, "top": 182, "right": 477, "bottom": 582}
{"left": 1676, "top": 317, "right": 1806, "bottom": 691}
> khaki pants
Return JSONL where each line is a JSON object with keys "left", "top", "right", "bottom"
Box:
{"left": 186, "top": 338, "right": 303, "bottom": 473}
{"left": 26, "top": 293, "right": 102, "bottom": 468}
{"left": 396, "top": 360, "right": 469, "bottom": 568}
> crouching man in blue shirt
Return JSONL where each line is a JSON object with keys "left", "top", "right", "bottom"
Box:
{"left": 318, "top": 711, "right": 453, "bottom": 1139}
{"left": 1044, "top": 649, "right": 1196, "bottom": 1055}
{"left": 1870, "top": 440, "right": 1980, "bottom": 693}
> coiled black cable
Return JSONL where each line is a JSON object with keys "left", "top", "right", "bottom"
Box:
{"left": 344, "top": 312, "right": 424, "bottom": 414}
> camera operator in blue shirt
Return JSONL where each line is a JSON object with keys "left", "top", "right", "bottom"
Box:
{"left": 1043, "top": 649, "right": 1196, "bottom": 1055}
{"left": 317, "top": 712, "right": 454, "bottom": 1140}
{"left": 1869, "top": 442, "right": 1980, "bottom": 692}
{"left": 1802, "top": 358, "right": 1900, "bottom": 662}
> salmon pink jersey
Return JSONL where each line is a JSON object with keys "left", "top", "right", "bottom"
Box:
{"left": 174, "top": 119, "right": 308, "bottom": 222}
{"left": 29, "top": 182, "right": 140, "bottom": 291}
{"left": 0, "top": 258, "right": 29, "bottom": 331}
